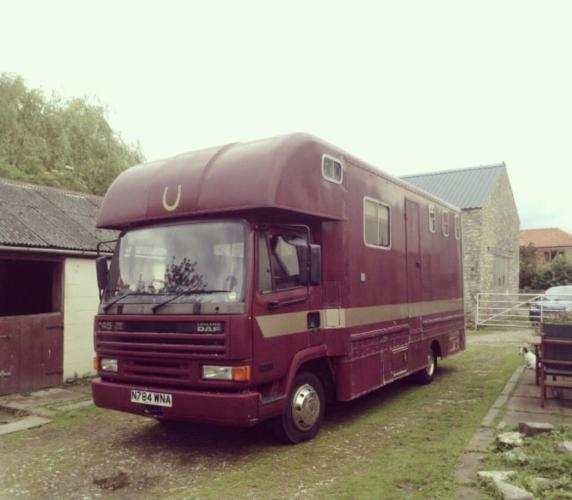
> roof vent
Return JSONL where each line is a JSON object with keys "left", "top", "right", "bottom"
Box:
{"left": 322, "top": 155, "right": 343, "bottom": 184}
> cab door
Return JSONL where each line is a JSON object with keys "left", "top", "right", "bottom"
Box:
{"left": 251, "top": 228, "right": 315, "bottom": 386}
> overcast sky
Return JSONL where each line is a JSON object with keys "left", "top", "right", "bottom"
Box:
{"left": 2, "top": 1, "right": 571, "bottom": 231}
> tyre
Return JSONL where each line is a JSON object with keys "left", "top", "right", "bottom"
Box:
{"left": 275, "top": 371, "right": 325, "bottom": 444}
{"left": 414, "top": 347, "right": 438, "bottom": 385}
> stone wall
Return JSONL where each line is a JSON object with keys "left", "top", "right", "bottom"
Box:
{"left": 461, "top": 209, "right": 483, "bottom": 325}
{"left": 534, "top": 246, "right": 572, "bottom": 265}
{"left": 462, "top": 169, "right": 520, "bottom": 326}
{"left": 480, "top": 169, "right": 520, "bottom": 296}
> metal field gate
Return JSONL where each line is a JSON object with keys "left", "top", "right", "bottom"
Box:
{"left": 475, "top": 292, "right": 572, "bottom": 329}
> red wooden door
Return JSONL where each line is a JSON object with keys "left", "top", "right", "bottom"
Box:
{"left": 0, "top": 313, "right": 63, "bottom": 395}
{"left": 0, "top": 319, "right": 20, "bottom": 395}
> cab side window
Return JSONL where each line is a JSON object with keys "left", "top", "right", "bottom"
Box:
{"left": 258, "top": 232, "right": 305, "bottom": 292}
{"left": 258, "top": 233, "right": 272, "bottom": 293}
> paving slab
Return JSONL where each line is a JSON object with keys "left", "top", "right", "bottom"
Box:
{"left": 455, "top": 452, "right": 485, "bottom": 484}
{"left": 56, "top": 399, "right": 93, "bottom": 412}
{"left": 455, "top": 485, "right": 481, "bottom": 500}
{"left": 0, "top": 416, "right": 51, "bottom": 436}
{"left": 508, "top": 395, "right": 563, "bottom": 414}
{"left": 511, "top": 383, "right": 543, "bottom": 398}
{"left": 502, "top": 410, "right": 572, "bottom": 427}
{"left": 466, "top": 427, "right": 495, "bottom": 452}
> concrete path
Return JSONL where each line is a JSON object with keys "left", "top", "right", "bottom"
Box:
{"left": 0, "top": 385, "right": 93, "bottom": 436}
{"left": 455, "top": 330, "right": 572, "bottom": 499}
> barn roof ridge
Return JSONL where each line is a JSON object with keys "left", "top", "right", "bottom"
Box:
{"left": 399, "top": 162, "right": 507, "bottom": 210}
{"left": 400, "top": 162, "right": 505, "bottom": 180}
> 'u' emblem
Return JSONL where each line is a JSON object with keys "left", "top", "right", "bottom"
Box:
{"left": 162, "top": 184, "right": 182, "bottom": 212}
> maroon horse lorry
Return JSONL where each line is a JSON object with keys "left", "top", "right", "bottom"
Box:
{"left": 92, "top": 133, "right": 465, "bottom": 443}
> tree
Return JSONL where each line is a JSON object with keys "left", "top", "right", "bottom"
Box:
{"left": 0, "top": 73, "right": 143, "bottom": 194}
{"left": 520, "top": 244, "right": 572, "bottom": 290}
{"left": 519, "top": 244, "right": 538, "bottom": 290}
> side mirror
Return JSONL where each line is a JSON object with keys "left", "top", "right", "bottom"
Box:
{"left": 309, "top": 244, "right": 321, "bottom": 285}
{"left": 96, "top": 256, "right": 109, "bottom": 295}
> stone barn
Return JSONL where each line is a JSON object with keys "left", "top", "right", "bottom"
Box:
{"left": 401, "top": 163, "right": 520, "bottom": 325}
{"left": 0, "top": 179, "right": 115, "bottom": 395}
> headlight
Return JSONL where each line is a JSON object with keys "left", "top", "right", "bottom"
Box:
{"left": 202, "top": 365, "right": 232, "bottom": 380}
{"left": 100, "top": 358, "right": 118, "bottom": 372}
{"left": 202, "top": 365, "right": 251, "bottom": 381}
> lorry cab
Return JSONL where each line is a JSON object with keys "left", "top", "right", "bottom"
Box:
{"left": 92, "top": 133, "right": 465, "bottom": 443}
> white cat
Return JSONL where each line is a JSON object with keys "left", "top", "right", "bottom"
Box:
{"left": 519, "top": 346, "right": 536, "bottom": 369}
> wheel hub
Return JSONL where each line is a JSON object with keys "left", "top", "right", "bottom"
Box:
{"left": 426, "top": 351, "right": 435, "bottom": 376}
{"left": 291, "top": 384, "right": 320, "bottom": 431}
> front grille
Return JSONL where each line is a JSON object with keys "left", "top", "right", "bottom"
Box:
{"left": 123, "top": 359, "right": 189, "bottom": 380}
{"left": 95, "top": 321, "right": 227, "bottom": 359}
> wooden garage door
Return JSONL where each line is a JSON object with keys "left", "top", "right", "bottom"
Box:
{"left": 0, "top": 313, "right": 63, "bottom": 396}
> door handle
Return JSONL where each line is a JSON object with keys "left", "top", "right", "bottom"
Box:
{"left": 267, "top": 301, "right": 281, "bottom": 311}
{"left": 0, "top": 335, "right": 10, "bottom": 340}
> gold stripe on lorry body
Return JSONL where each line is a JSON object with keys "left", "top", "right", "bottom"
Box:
{"left": 255, "top": 298, "right": 463, "bottom": 338}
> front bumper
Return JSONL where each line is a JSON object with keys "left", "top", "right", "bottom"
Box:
{"left": 92, "top": 379, "right": 263, "bottom": 426}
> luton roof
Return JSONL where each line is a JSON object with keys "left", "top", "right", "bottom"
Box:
{"left": 97, "top": 133, "right": 459, "bottom": 230}
{"left": 400, "top": 163, "right": 506, "bottom": 209}
{"left": 0, "top": 178, "right": 116, "bottom": 253}
{"left": 520, "top": 228, "right": 572, "bottom": 248}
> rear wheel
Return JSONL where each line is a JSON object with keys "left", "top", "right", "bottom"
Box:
{"left": 415, "top": 347, "right": 437, "bottom": 384}
{"left": 275, "top": 372, "right": 325, "bottom": 444}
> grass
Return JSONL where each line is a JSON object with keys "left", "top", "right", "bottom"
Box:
{"left": 482, "top": 427, "right": 572, "bottom": 499}
{"left": 0, "top": 344, "right": 521, "bottom": 499}
{"left": 169, "top": 344, "right": 521, "bottom": 499}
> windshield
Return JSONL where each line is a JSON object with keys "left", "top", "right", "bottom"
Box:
{"left": 106, "top": 221, "right": 246, "bottom": 305}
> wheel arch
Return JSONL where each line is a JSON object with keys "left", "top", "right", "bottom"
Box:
{"left": 284, "top": 346, "right": 333, "bottom": 400}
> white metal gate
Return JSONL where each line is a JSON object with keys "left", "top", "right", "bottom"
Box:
{"left": 475, "top": 291, "right": 572, "bottom": 329}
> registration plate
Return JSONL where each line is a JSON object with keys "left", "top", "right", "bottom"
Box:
{"left": 130, "top": 390, "right": 173, "bottom": 407}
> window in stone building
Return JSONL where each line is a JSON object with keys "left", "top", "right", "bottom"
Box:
{"left": 493, "top": 256, "right": 510, "bottom": 290}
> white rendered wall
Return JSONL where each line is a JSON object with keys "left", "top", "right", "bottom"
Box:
{"left": 63, "top": 258, "right": 98, "bottom": 379}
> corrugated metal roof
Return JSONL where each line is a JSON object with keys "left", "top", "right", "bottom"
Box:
{"left": 0, "top": 179, "right": 117, "bottom": 253}
{"left": 400, "top": 163, "right": 505, "bottom": 209}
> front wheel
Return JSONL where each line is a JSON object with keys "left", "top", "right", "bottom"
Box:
{"left": 275, "top": 372, "right": 325, "bottom": 444}
{"left": 414, "top": 348, "right": 437, "bottom": 385}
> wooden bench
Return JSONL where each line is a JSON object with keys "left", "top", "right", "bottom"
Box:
{"left": 539, "top": 323, "right": 572, "bottom": 408}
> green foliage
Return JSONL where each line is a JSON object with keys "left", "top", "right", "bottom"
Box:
{"left": 0, "top": 73, "right": 143, "bottom": 195}
{"left": 520, "top": 247, "right": 572, "bottom": 290}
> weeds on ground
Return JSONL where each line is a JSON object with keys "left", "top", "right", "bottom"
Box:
{"left": 483, "top": 427, "right": 572, "bottom": 499}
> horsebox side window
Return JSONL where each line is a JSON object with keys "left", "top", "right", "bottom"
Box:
{"left": 363, "top": 198, "right": 390, "bottom": 249}
{"left": 322, "top": 155, "right": 343, "bottom": 184}
{"left": 429, "top": 204, "right": 437, "bottom": 233}
{"left": 442, "top": 211, "right": 450, "bottom": 237}
{"left": 454, "top": 214, "right": 461, "bottom": 240}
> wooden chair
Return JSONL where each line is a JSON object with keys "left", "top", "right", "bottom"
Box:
{"left": 539, "top": 323, "right": 572, "bottom": 407}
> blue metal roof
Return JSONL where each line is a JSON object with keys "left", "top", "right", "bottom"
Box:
{"left": 400, "top": 163, "right": 505, "bottom": 209}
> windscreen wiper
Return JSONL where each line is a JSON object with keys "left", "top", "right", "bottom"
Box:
{"left": 152, "top": 289, "right": 232, "bottom": 313}
{"left": 102, "top": 291, "right": 140, "bottom": 312}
